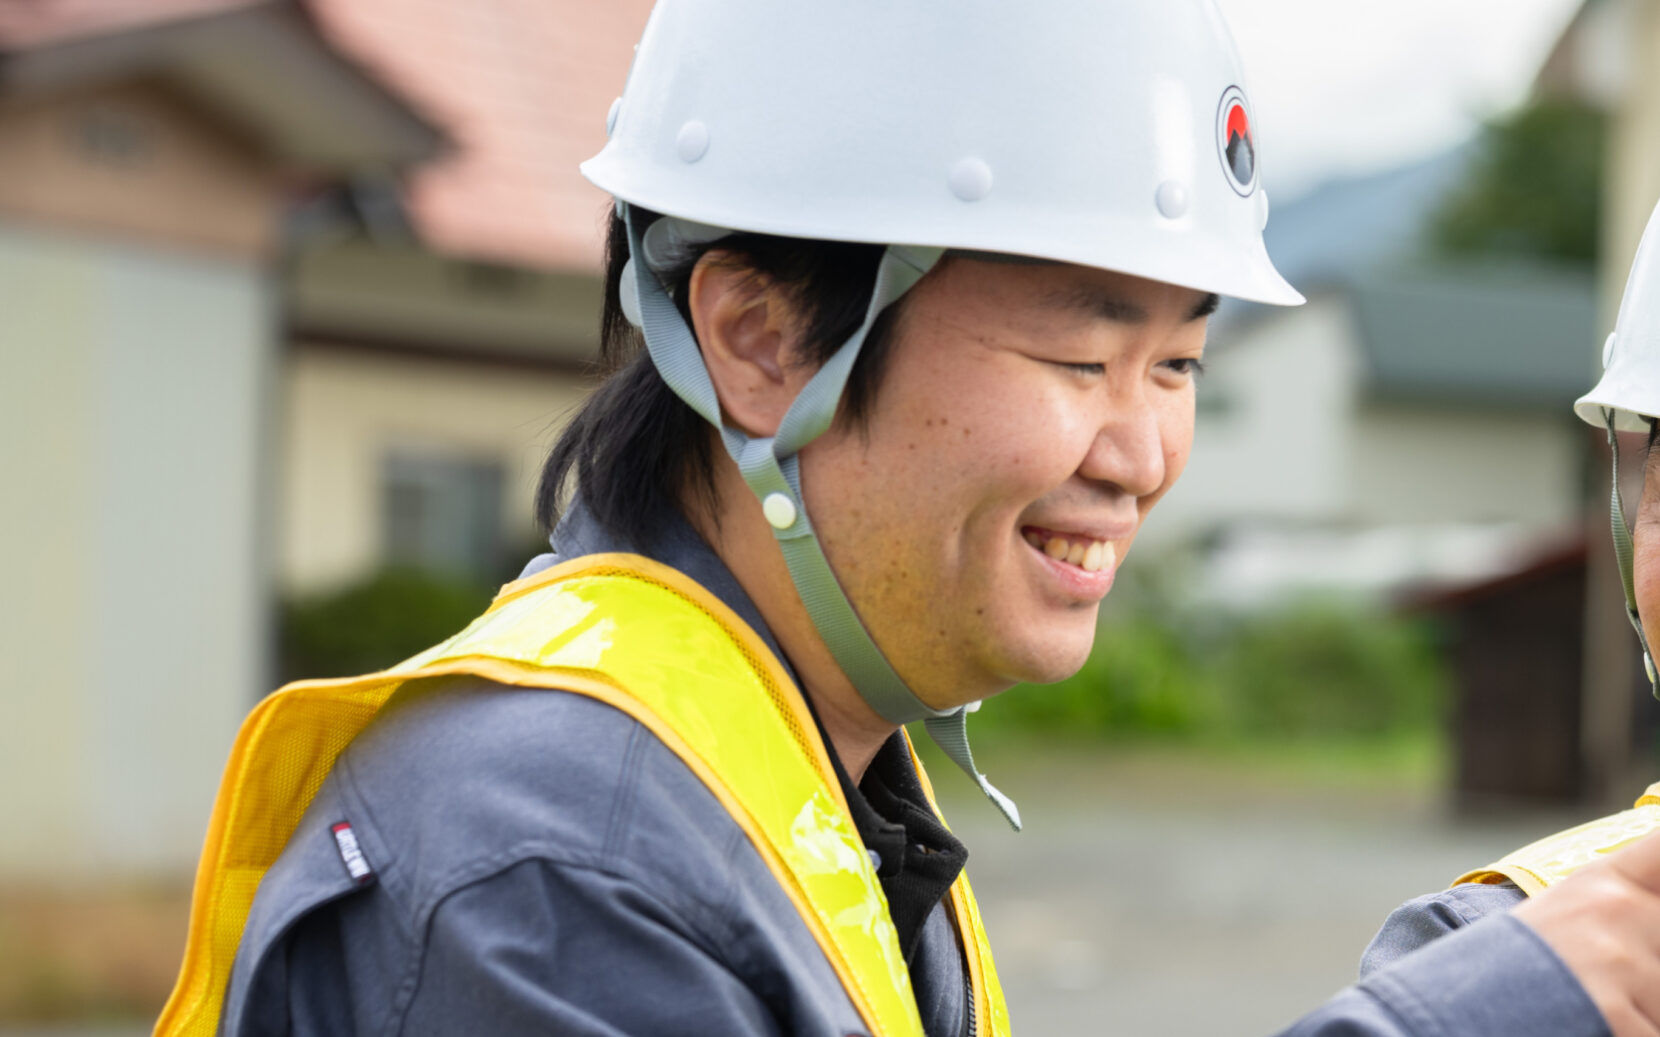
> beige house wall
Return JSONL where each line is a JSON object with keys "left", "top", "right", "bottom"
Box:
{"left": 1152, "top": 295, "right": 1363, "bottom": 542}
{"left": 1157, "top": 294, "right": 1580, "bottom": 545}
{"left": 1347, "top": 407, "right": 1581, "bottom": 528}
{"left": 0, "top": 221, "right": 273, "bottom": 880}
{"left": 280, "top": 346, "right": 594, "bottom": 594}
{"left": 0, "top": 74, "right": 283, "bottom": 879}
{"left": 1605, "top": 0, "right": 1660, "bottom": 319}
{"left": 0, "top": 78, "right": 278, "bottom": 258}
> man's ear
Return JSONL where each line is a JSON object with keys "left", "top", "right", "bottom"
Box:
{"left": 687, "top": 254, "right": 812, "bottom": 438}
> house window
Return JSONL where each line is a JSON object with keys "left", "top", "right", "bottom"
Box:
{"left": 381, "top": 450, "right": 506, "bottom": 582}
{"left": 73, "top": 106, "right": 154, "bottom": 168}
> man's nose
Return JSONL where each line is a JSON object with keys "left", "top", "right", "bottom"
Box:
{"left": 1078, "top": 404, "right": 1166, "bottom": 499}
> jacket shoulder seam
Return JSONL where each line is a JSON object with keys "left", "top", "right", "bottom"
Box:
{"left": 385, "top": 848, "right": 741, "bottom": 1032}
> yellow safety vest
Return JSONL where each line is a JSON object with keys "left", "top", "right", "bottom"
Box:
{"left": 157, "top": 552, "right": 1009, "bottom": 1037}
{"left": 1455, "top": 783, "right": 1660, "bottom": 896}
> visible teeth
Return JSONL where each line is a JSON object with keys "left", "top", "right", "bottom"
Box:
{"left": 1082, "top": 541, "right": 1104, "bottom": 572}
{"left": 1031, "top": 530, "right": 1116, "bottom": 574}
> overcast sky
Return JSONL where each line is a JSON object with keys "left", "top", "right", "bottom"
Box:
{"left": 1214, "top": 0, "right": 1586, "bottom": 200}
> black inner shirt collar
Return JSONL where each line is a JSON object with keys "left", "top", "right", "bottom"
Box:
{"left": 821, "top": 729, "right": 969, "bottom": 963}
{"left": 544, "top": 497, "right": 970, "bottom": 960}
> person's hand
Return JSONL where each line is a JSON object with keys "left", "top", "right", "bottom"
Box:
{"left": 1515, "top": 827, "right": 1660, "bottom": 1036}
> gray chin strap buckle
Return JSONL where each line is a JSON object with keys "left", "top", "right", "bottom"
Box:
{"left": 925, "top": 708, "right": 1021, "bottom": 831}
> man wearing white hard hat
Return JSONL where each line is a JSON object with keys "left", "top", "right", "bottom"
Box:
{"left": 1347, "top": 194, "right": 1660, "bottom": 1035}
{"left": 157, "top": 3, "right": 1660, "bottom": 1035}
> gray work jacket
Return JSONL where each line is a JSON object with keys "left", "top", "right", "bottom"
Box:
{"left": 219, "top": 502, "right": 1606, "bottom": 1036}
{"left": 1362, "top": 882, "right": 1532, "bottom": 978}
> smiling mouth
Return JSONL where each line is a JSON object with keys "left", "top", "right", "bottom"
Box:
{"left": 1022, "top": 527, "right": 1117, "bottom": 573}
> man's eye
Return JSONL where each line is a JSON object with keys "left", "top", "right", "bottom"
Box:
{"left": 1163, "top": 358, "right": 1207, "bottom": 377}
{"left": 1054, "top": 361, "right": 1105, "bottom": 376}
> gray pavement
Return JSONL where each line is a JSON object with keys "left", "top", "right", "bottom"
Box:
{"left": 937, "top": 745, "right": 1585, "bottom": 1036}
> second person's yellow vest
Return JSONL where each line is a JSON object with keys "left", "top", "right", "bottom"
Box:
{"left": 1457, "top": 783, "right": 1660, "bottom": 895}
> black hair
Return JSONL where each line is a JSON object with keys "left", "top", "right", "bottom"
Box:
{"left": 535, "top": 208, "right": 905, "bottom": 546}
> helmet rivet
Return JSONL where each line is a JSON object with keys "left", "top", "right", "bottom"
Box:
{"left": 762, "top": 492, "right": 798, "bottom": 530}
{"left": 1155, "top": 180, "right": 1189, "bottom": 219}
{"left": 949, "top": 158, "right": 993, "bottom": 203}
{"left": 606, "top": 97, "right": 623, "bottom": 138}
{"left": 1258, "top": 189, "right": 1271, "bottom": 231}
{"left": 1604, "top": 332, "right": 1619, "bottom": 370}
{"left": 677, "top": 120, "right": 710, "bottom": 163}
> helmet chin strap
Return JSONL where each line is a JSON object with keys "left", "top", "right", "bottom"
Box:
{"left": 1602, "top": 408, "right": 1660, "bottom": 699}
{"left": 622, "top": 203, "right": 1021, "bottom": 831}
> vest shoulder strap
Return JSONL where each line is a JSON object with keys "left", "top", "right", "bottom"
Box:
{"left": 159, "top": 553, "right": 1007, "bottom": 1037}
{"left": 1454, "top": 783, "right": 1660, "bottom": 896}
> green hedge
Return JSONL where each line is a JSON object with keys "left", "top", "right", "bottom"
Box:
{"left": 279, "top": 568, "right": 495, "bottom": 682}
{"left": 281, "top": 568, "right": 1447, "bottom": 744}
{"left": 986, "top": 601, "right": 1447, "bottom": 742}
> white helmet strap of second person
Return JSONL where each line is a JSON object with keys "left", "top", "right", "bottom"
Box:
{"left": 1591, "top": 407, "right": 1659, "bottom": 693}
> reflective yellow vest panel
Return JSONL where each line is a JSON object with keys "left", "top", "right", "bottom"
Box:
{"left": 157, "top": 553, "right": 1008, "bottom": 1037}
{"left": 1455, "top": 783, "right": 1660, "bottom": 896}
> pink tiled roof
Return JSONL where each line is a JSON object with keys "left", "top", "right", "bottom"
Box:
{"left": 308, "top": 0, "right": 655, "bottom": 273}
{"left": 1, "top": 0, "right": 647, "bottom": 272}
{"left": 0, "top": 0, "right": 261, "bottom": 47}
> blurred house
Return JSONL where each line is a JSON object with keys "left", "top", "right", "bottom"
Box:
{"left": 0, "top": 0, "right": 651, "bottom": 880}
{"left": 1152, "top": 158, "right": 1592, "bottom": 606}
{"left": 1161, "top": 0, "right": 1660, "bottom": 805}
{"left": 278, "top": 0, "right": 654, "bottom": 593}
{"left": 1409, "top": 540, "right": 1592, "bottom": 805}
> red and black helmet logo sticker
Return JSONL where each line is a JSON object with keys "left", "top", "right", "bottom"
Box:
{"left": 1216, "top": 86, "right": 1257, "bottom": 197}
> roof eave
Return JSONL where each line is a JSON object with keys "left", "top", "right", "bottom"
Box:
{"left": 0, "top": 1, "right": 446, "bottom": 173}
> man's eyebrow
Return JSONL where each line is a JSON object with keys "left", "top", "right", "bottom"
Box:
{"left": 1046, "top": 286, "right": 1148, "bottom": 323}
{"left": 1046, "top": 287, "right": 1221, "bottom": 324}
{"left": 1190, "top": 293, "right": 1221, "bottom": 321}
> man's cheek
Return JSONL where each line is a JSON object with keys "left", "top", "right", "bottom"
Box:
{"left": 1633, "top": 514, "right": 1660, "bottom": 643}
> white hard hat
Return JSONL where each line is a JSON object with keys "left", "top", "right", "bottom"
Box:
{"left": 583, "top": 0, "right": 1303, "bottom": 306}
{"left": 1578, "top": 196, "right": 1660, "bottom": 431}
{"left": 1576, "top": 196, "right": 1660, "bottom": 697}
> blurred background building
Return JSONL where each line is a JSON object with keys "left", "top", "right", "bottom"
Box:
{"left": 5, "top": 0, "right": 1660, "bottom": 1031}
{"left": 0, "top": 0, "right": 650, "bottom": 887}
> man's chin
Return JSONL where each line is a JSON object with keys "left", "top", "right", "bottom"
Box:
{"left": 997, "top": 637, "right": 1096, "bottom": 688}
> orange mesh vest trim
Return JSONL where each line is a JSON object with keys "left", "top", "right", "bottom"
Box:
{"left": 157, "top": 553, "right": 1009, "bottom": 1037}
{"left": 1455, "top": 783, "right": 1660, "bottom": 896}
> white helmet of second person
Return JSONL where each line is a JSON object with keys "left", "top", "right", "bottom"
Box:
{"left": 582, "top": 0, "right": 1303, "bottom": 306}
{"left": 1575, "top": 194, "right": 1660, "bottom": 694}
{"left": 1579, "top": 196, "right": 1660, "bottom": 431}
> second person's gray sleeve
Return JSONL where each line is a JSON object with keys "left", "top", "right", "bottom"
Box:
{"left": 1275, "top": 911, "right": 1608, "bottom": 1037}
{"left": 1359, "top": 882, "right": 1528, "bottom": 977}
